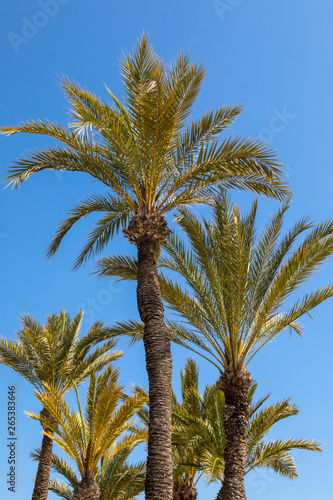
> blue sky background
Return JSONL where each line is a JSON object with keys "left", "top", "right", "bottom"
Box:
{"left": 1, "top": 1, "right": 333, "bottom": 498}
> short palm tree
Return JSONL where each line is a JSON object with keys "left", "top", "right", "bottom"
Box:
{"left": 0, "top": 310, "right": 120, "bottom": 500}
{"left": 27, "top": 366, "right": 148, "bottom": 500}
{"left": 1, "top": 33, "right": 290, "bottom": 499}
{"left": 172, "top": 358, "right": 321, "bottom": 499}
{"left": 97, "top": 193, "right": 333, "bottom": 499}
{"left": 131, "top": 358, "right": 319, "bottom": 500}
{"left": 172, "top": 358, "right": 202, "bottom": 500}
{"left": 32, "top": 445, "right": 146, "bottom": 500}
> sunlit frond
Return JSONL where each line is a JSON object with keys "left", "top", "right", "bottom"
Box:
{"left": 0, "top": 310, "right": 122, "bottom": 402}
{"left": 28, "top": 367, "right": 147, "bottom": 480}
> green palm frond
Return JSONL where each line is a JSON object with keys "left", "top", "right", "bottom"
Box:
{"left": 73, "top": 212, "right": 131, "bottom": 269}
{"left": 246, "top": 438, "right": 322, "bottom": 479}
{"left": 33, "top": 445, "right": 145, "bottom": 500}
{"left": 46, "top": 194, "right": 131, "bottom": 262}
{"left": 94, "top": 255, "right": 138, "bottom": 282}
{"left": 0, "top": 338, "right": 41, "bottom": 387}
{"left": 86, "top": 320, "right": 145, "bottom": 347}
{"left": 48, "top": 479, "right": 74, "bottom": 500}
{"left": 247, "top": 399, "right": 299, "bottom": 452}
{"left": 98, "top": 447, "right": 145, "bottom": 500}
{"left": 31, "top": 448, "right": 79, "bottom": 489}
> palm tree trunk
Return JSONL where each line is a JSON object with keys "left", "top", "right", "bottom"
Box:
{"left": 124, "top": 208, "right": 173, "bottom": 499}
{"left": 173, "top": 476, "right": 198, "bottom": 500}
{"left": 31, "top": 408, "right": 55, "bottom": 500}
{"left": 136, "top": 238, "right": 173, "bottom": 500}
{"left": 216, "top": 370, "right": 252, "bottom": 500}
{"left": 73, "top": 474, "right": 100, "bottom": 500}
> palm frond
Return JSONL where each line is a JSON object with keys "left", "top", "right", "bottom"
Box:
{"left": 48, "top": 479, "right": 74, "bottom": 500}
{"left": 94, "top": 255, "right": 138, "bottom": 281}
{"left": 46, "top": 193, "right": 131, "bottom": 261}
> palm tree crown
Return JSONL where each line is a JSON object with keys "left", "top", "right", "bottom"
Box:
{"left": 158, "top": 194, "right": 333, "bottom": 372}
{"left": 100, "top": 193, "right": 333, "bottom": 373}
{"left": 172, "top": 359, "right": 321, "bottom": 487}
{"left": 1, "top": 33, "right": 290, "bottom": 268}
{"left": 0, "top": 310, "right": 121, "bottom": 393}
{"left": 28, "top": 366, "right": 148, "bottom": 500}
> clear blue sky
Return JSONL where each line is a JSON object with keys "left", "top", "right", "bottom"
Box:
{"left": 1, "top": 1, "right": 333, "bottom": 499}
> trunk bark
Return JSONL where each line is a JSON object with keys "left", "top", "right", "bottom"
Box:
{"left": 216, "top": 370, "right": 252, "bottom": 500}
{"left": 124, "top": 208, "right": 173, "bottom": 499}
{"left": 31, "top": 408, "right": 55, "bottom": 500}
{"left": 173, "top": 475, "right": 198, "bottom": 500}
{"left": 73, "top": 474, "right": 100, "bottom": 500}
{"left": 136, "top": 239, "right": 173, "bottom": 500}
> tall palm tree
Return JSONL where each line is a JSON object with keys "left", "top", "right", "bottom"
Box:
{"left": 0, "top": 310, "right": 120, "bottom": 500}
{"left": 27, "top": 366, "right": 148, "bottom": 500}
{"left": 1, "top": 34, "right": 290, "bottom": 498}
{"left": 97, "top": 193, "right": 333, "bottom": 499}
{"left": 172, "top": 359, "right": 321, "bottom": 499}
{"left": 32, "top": 445, "right": 146, "bottom": 500}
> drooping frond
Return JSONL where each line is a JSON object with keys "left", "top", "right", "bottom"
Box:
{"left": 48, "top": 479, "right": 74, "bottom": 500}
{"left": 46, "top": 194, "right": 131, "bottom": 263}
{"left": 246, "top": 438, "right": 322, "bottom": 479}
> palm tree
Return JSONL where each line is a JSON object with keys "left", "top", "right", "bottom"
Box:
{"left": 0, "top": 310, "right": 120, "bottom": 500}
{"left": 172, "top": 359, "right": 321, "bottom": 499}
{"left": 97, "top": 192, "right": 333, "bottom": 499}
{"left": 27, "top": 366, "right": 148, "bottom": 500}
{"left": 129, "top": 358, "right": 319, "bottom": 500}
{"left": 32, "top": 445, "right": 146, "bottom": 500}
{"left": 172, "top": 358, "right": 202, "bottom": 500}
{"left": 1, "top": 33, "right": 290, "bottom": 498}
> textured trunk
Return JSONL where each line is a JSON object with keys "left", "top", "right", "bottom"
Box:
{"left": 124, "top": 208, "right": 173, "bottom": 500}
{"left": 173, "top": 476, "right": 198, "bottom": 500}
{"left": 73, "top": 474, "right": 100, "bottom": 500}
{"left": 216, "top": 370, "right": 252, "bottom": 500}
{"left": 31, "top": 408, "right": 55, "bottom": 500}
{"left": 137, "top": 238, "right": 173, "bottom": 499}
